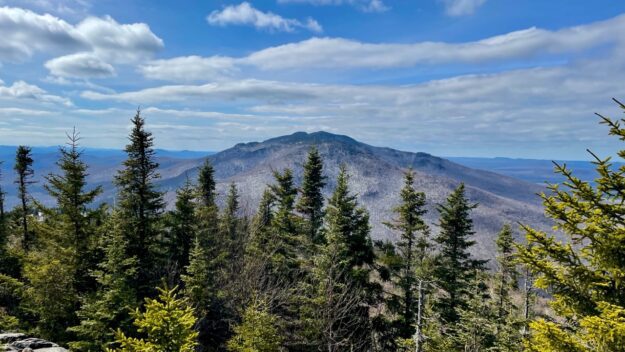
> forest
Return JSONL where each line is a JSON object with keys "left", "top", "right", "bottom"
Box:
{"left": 2, "top": 101, "right": 625, "bottom": 352}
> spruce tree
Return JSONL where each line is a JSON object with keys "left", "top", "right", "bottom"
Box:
{"left": 382, "top": 170, "right": 431, "bottom": 347}
{"left": 516, "top": 99, "right": 625, "bottom": 351}
{"left": 312, "top": 166, "right": 378, "bottom": 350}
{"left": 197, "top": 159, "right": 216, "bottom": 208}
{"left": 114, "top": 110, "right": 164, "bottom": 300}
{"left": 227, "top": 299, "right": 283, "bottom": 352}
{"left": 246, "top": 188, "right": 275, "bottom": 261}
{"left": 43, "top": 129, "right": 103, "bottom": 291}
{"left": 14, "top": 145, "right": 35, "bottom": 250}
{"left": 296, "top": 146, "right": 326, "bottom": 244}
{"left": 0, "top": 162, "right": 7, "bottom": 263}
{"left": 267, "top": 169, "right": 301, "bottom": 276}
{"left": 109, "top": 287, "right": 198, "bottom": 352}
{"left": 433, "top": 184, "right": 486, "bottom": 326}
{"left": 221, "top": 182, "right": 241, "bottom": 261}
{"left": 70, "top": 211, "right": 138, "bottom": 351}
{"left": 168, "top": 178, "right": 196, "bottom": 283}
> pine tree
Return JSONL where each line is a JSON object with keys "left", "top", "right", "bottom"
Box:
{"left": 197, "top": 159, "right": 216, "bottom": 208}
{"left": 114, "top": 110, "right": 165, "bottom": 300}
{"left": 516, "top": 99, "right": 625, "bottom": 351}
{"left": 183, "top": 161, "right": 230, "bottom": 350}
{"left": 108, "top": 286, "right": 198, "bottom": 352}
{"left": 14, "top": 145, "right": 35, "bottom": 250}
{"left": 382, "top": 170, "right": 431, "bottom": 348}
{"left": 168, "top": 178, "right": 196, "bottom": 283}
{"left": 227, "top": 299, "right": 283, "bottom": 352}
{"left": 266, "top": 169, "right": 301, "bottom": 277}
{"left": 312, "top": 166, "right": 378, "bottom": 350}
{"left": 433, "top": 184, "right": 486, "bottom": 327}
{"left": 296, "top": 147, "right": 326, "bottom": 244}
{"left": 43, "top": 129, "right": 103, "bottom": 291}
{"left": 221, "top": 182, "right": 241, "bottom": 261}
{"left": 70, "top": 211, "right": 138, "bottom": 351}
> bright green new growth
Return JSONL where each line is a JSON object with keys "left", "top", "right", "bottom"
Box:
{"left": 108, "top": 286, "right": 198, "bottom": 352}
{"left": 518, "top": 98, "right": 625, "bottom": 351}
{"left": 227, "top": 299, "right": 283, "bottom": 352}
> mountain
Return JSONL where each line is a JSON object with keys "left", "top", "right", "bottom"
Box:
{"left": 0, "top": 132, "right": 552, "bottom": 261}
{"left": 448, "top": 156, "right": 614, "bottom": 185}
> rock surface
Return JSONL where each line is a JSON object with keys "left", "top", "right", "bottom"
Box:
{"left": 0, "top": 333, "right": 67, "bottom": 352}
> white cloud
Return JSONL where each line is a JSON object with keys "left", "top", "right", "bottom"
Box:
{"left": 441, "top": 0, "right": 487, "bottom": 16}
{"left": 207, "top": 2, "right": 322, "bottom": 33}
{"left": 277, "top": 0, "right": 388, "bottom": 13}
{"left": 138, "top": 14, "right": 625, "bottom": 82}
{"left": 45, "top": 52, "right": 116, "bottom": 78}
{"left": 0, "top": 0, "right": 92, "bottom": 17}
{"left": 0, "top": 6, "right": 163, "bottom": 78}
{"left": 0, "top": 80, "right": 72, "bottom": 105}
{"left": 139, "top": 56, "right": 236, "bottom": 82}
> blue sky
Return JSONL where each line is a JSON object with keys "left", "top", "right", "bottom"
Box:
{"left": 1, "top": 0, "right": 625, "bottom": 159}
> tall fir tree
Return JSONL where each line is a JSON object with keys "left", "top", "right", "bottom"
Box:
{"left": 114, "top": 110, "right": 165, "bottom": 300}
{"left": 43, "top": 129, "right": 103, "bottom": 291}
{"left": 183, "top": 160, "right": 231, "bottom": 351}
{"left": 168, "top": 178, "right": 196, "bottom": 283}
{"left": 433, "top": 184, "right": 486, "bottom": 327}
{"left": 312, "top": 165, "right": 378, "bottom": 350}
{"left": 296, "top": 147, "right": 326, "bottom": 245}
{"left": 14, "top": 145, "right": 35, "bottom": 250}
{"left": 70, "top": 211, "right": 138, "bottom": 351}
{"left": 0, "top": 161, "right": 7, "bottom": 263}
{"left": 266, "top": 169, "right": 301, "bottom": 277}
{"left": 382, "top": 169, "right": 431, "bottom": 348}
{"left": 221, "top": 182, "right": 242, "bottom": 262}
{"left": 516, "top": 99, "right": 625, "bottom": 351}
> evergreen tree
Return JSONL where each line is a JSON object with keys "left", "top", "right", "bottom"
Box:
{"left": 433, "top": 184, "right": 486, "bottom": 327}
{"left": 168, "top": 178, "right": 196, "bottom": 283}
{"left": 227, "top": 299, "right": 283, "bottom": 352}
{"left": 266, "top": 169, "right": 301, "bottom": 276}
{"left": 114, "top": 110, "right": 165, "bottom": 300}
{"left": 43, "top": 129, "right": 103, "bottom": 291}
{"left": 516, "top": 99, "right": 625, "bottom": 351}
{"left": 70, "top": 212, "right": 138, "bottom": 351}
{"left": 246, "top": 189, "right": 275, "bottom": 261}
{"left": 312, "top": 166, "right": 378, "bottom": 349}
{"left": 183, "top": 162, "right": 231, "bottom": 350}
{"left": 296, "top": 147, "right": 326, "bottom": 244}
{"left": 197, "top": 159, "right": 216, "bottom": 208}
{"left": 14, "top": 145, "right": 35, "bottom": 250}
{"left": 221, "top": 182, "right": 241, "bottom": 261}
{"left": 451, "top": 274, "right": 497, "bottom": 352}
{"left": 382, "top": 170, "right": 431, "bottom": 347}
{"left": 109, "top": 287, "right": 198, "bottom": 352}
{"left": 0, "top": 162, "right": 7, "bottom": 265}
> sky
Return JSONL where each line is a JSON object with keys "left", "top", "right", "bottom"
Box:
{"left": 1, "top": 0, "right": 625, "bottom": 159}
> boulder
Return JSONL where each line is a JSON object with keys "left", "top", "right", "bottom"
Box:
{"left": 9, "top": 338, "right": 58, "bottom": 350}
{"left": 0, "top": 334, "right": 26, "bottom": 344}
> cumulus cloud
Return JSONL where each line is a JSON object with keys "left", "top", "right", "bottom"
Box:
{"left": 277, "top": 0, "right": 388, "bottom": 13}
{"left": 0, "top": 6, "right": 163, "bottom": 78}
{"left": 0, "top": 80, "right": 72, "bottom": 105}
{"left": 45, "top": 52, "right": 116, "bottom": 78}
{"left": 441, "top": 0, "right": 487, "bottom": 16}
{"left": 207, "top": 2, "right": 322, "bottom": 33}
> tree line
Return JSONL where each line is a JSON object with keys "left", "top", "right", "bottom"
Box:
{"left": 1, "top": 102, "right": 625, "bottom": 351}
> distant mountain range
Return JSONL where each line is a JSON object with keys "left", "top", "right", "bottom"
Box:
{"left": 2, "top": 132, "right": 597, "bottom": 260}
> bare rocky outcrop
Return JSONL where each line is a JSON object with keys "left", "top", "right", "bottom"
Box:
{"left": 0, "top": 333, "right": 67, "bottom": 352}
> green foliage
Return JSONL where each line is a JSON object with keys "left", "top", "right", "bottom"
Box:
{"left": 108, "top": 286, "right": 198, "bottom": 352}
{"left": 14, "top": 145, "right": 35, "bottom": 250}
{"left": 167, "top": 178, "right": 196, "bottom": 282}
{"left": 381, "top": 169, "right": 431, "bottom": 343}
{"left": 517, "top": 99, "right": 625, "bottom": 351}
{"left": 197, "top": 159, "right": 216, "bottom": 208}
{"left": 433, "top": 183, "right": 486, "bottom": 326}
{"left": 0, "top": 273, "right": 24, "bottom": 330}
{"left": 296, "top": 147, "right": 326, "bottom": 244}
{"left": 227, "top": 300, "right": 283, "bottom": 352}
{"left": 69, "top": 212, "right": 138, "bottom": 351}
{"left": 114, "top": 110, "right": 165, "bottom": 300}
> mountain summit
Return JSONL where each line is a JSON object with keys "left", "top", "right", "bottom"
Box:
{"left": 0, "top": 131, "right": 550, "bottom": 260}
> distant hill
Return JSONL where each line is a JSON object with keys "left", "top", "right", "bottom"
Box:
{"left": 448, "top": 156, "right": 615, "bottom": 185}
{"left": 0, "top": 133, "right": 553, "bottom": 261}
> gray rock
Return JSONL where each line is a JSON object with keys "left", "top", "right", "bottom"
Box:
{"left": 33, "top": 348, "right": 68, "bottom": 352}
{"left": 9, "top": 338, "right": 58, "bottom": 350}
{"left": 0, "top": 334, "right": 26, "bottom": 344}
